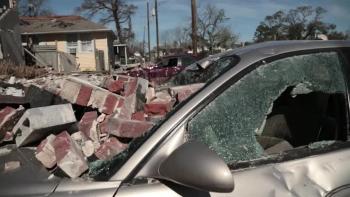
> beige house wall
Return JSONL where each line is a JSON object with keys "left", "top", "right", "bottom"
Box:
{"left": 23, "top": 32, "right": 111, "bottom": 71}
{"left": 93, "top": 32, "right": 110, "bottom": 71}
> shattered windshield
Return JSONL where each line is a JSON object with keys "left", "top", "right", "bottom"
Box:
{"left": 188, "top": 52, "right": 347, "bottom": 163}
{"left": 168, "top": 53, "right": 239, "bottom": 86}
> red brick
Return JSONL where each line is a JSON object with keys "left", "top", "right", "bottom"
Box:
{"left": 132, "top": 111, "right": 146, "bottom": 121}
{"left": 94, "top": 137, "right": 128, "bottom": 160}
{"left": 54, "top": 131, "right": 88, "bottom": 178}
{"left": 117, "top": 98, "right": 124, "bottom": 108}
{"left": 117, "top": 75, "right": 132, "bottom": 82}
{"left": 35, "top": 134, "right": 56, "bottom": 168}
{"left": 76, "top": 85, "right": 92, "bottom": 106}
{"left": 79, "top": 111, "right": 98, "bottom": 141}
{"left": 0, "top": 107, "right": 15, "bottom": 123}
{"left": 144, "top": 102, "right": 173, "bottom": 116}
{"left": 102, "top": 94, "right": 118, "bottom": 115}
{"left": 124, "top": 79, "right": 137, "bottom": 97}
{"left": 105, "top": 79, "right": 124, "bottom": 93}
{"left": 0, "top": 107, "right": 22, "bottom": 141}
{"left": 101, "top": 118, "right": 153, "bottom": 138}
{"left": 170, "top": 83, "right": 204, "bottom": 102}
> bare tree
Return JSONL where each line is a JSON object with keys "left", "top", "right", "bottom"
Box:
{"left": 254, "top": 6, "right": 348, "bottom": 42}
{"left": 197, "top": 4, "right": 238, "bottom": 53}
{"left": 76, "top": 0, "right": 137, "bottom": 44}
{"left": 161, "top": 26, "right": 191, "bottom": 50}
{"left": 18, "top": 0, "right": 54, "bottom": 16}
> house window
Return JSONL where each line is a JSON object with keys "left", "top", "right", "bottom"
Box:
{"left": 80, "top": 34, "right": 93, "bottom": 52}
{"left": 67, "top": 34, "right": 78, "bottom": 55}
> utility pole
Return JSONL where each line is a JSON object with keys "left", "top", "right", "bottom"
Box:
{"left": 191, "top": 0, "right": 198, "bottom": 56}
{"left": 147, "top": 1, "right": 151, "bottom": 62}
{"left": 143, "top": 25, "right": 146, "bottom": 57}
{"left": 155, "top": 0, "right": 160, "bottom": 59}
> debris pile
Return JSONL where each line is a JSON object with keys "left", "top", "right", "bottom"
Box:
{"left": 0, "top": 73, "right": 204, "bottom": 179}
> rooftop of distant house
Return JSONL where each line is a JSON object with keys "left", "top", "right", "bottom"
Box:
{"left": 20, "top": 15, "right": 113, "bottom": 35}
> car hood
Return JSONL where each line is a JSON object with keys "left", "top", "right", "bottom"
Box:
{"left": 0, "top": 145, "right": 61, "bottom": 197}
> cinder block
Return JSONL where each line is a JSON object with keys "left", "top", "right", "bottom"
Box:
{"left": 26, "top": 85, "right": 67, "bottom": 108}
{"left": 95, "top": 137, "right": 127, "bottom": 160}
{"left": 35, "top": 134, "right": 56, "bottom": 168}
{"left": 100, "top": 118, "right": 153, "bottom": 138}
{"left": 13, "top": 104, "right": 77, "bottom": 147}
{"left": 54, "top": 131, "right": 88, "bottom": 178}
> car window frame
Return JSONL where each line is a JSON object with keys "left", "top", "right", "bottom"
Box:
{"left": 185, "top": 48, "right": 350, "bottom": 170}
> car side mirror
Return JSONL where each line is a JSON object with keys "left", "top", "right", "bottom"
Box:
{"left": 159, "top": 141, "right": 234, "bottom": 193}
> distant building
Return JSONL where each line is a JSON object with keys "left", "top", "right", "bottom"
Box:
{"left": 20, "top": 16, "right": 114, "bottom": 71}
{"left": 0, "top": 0, "right": 25, "bottom": 65}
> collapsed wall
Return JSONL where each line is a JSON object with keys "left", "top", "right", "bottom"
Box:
{"left": 0, "top": 73, "right": 203, "bottom": 179}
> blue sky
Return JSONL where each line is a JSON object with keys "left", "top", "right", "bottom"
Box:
{"left": 48, "top": 0, "right": 350, "bottom": 44}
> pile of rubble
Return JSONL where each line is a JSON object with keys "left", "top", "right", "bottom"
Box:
{"left": 0, "top": 73, "right": 204, "bottom": 179}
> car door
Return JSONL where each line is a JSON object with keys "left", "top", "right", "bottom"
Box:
{"left": 116, "top": 49, "right": 350, "bottom": 197}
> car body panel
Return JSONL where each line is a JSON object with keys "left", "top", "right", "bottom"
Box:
{"left": 50, "top": 180, "right": 121, "bottom": 197}
{"left": 0, "top": 145, "right": 60, "bottom": 197}
{"left": 111, "top": 41, "right": 350, "bottom": 182}
{"left": 116, "top": 147, "right": 350, "bottom": 197}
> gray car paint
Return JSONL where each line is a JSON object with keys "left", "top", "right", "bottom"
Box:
{"left": 2, "top": 41, "right": 350, "bottom": 197}
{"left": 115, "top": 41, "right": 350, "bottom": 196}
{"left": 0, "top": 145, "right": 60, "bottom": 197}
{"left": 117, "top": 148, "right": 350, "bottom": 197}
{"left": 112, "top": 40, "right": 350, "bottom": 182}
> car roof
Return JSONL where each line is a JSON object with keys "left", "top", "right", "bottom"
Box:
{"left": 233, "top": 40, "right": 350, "bottom": 60}
{"left": 210, "top": 40, "right": 350, "bottom": 73}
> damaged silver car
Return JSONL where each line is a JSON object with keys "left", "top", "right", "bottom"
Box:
{"left": 2, "top": 40, "right": 350, "bottom": 197}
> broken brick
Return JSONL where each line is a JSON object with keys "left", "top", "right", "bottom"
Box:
{"left": 100, "top": 118, "right": 153, "bottom": 138}
{"left": 71, "top": 131, "right": 96, "bottom": 158}
{"left": 58, "top": 78, "right": 123, "bottom": 115}
{"left": 146, "top": 87, "right": 156, "bottom": 103}
{"left": 79, "top": 111, "right": 99, "bottom": 142}
{"left": 103, "top": 78, "right": 124, "bottom": 93}
{"left": 170, "top": 83, "right": 204, "bottom": 102}
{"left": 54, "top": 131, "right": 88, "bottom": 178}
{"left": 124, "top": 77, "right": 149, "bottom": 111}
{"left": 0, "top": 106, "right": 24, "bottom": 142}
{"left": 102, "top": 94, "right": 119, "bottom": 115}
{"left": 35, "top": 134, "right": 56, "bottom": 168}
{"left": 132, "top": 111, "right": 146, "bottom": 121}
{"left": 95, "top": 137, "right": 128, "bottom": 160}
{"left": 144, "top": 102, "right": 173, "bottom": 116}
{"left": 76, "top": 85, "right": 93, "bottom": 106}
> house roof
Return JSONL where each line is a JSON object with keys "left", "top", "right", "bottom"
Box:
{"left": 20, "top": 15, "right": 113, "bottom": 35}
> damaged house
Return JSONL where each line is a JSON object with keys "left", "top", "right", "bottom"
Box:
{"left": 0, "top": 0, "right": 24, "bottom": 65}
{"left": 20, "top": 16, "right": 114, "bottom": 72}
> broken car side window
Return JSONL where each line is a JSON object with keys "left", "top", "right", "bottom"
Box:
{"left": 187, "top": 52, "right": 347, "bottom": 164}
